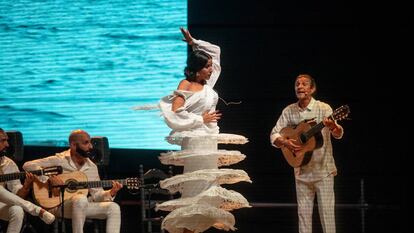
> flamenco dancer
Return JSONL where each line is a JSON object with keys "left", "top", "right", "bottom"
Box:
{"left": 156, "top": 28, "right": 251, "bottom": 233}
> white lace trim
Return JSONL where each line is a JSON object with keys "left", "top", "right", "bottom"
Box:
{"left": 216, "top": 133, "right": 249, "bottom": 144}
{"left": 156, "top": 186, "right": 251, "bottom": 212}
{"left": 161, "top": 204, "right": 236, "bottom": 233}
{"left": 166, "top": 133, "right": 248, "bottom": 145}
{"left": 159, "top": 149, "right": 246, "bottom": 167}
{"left": 160, "top": 169, "right": 252, "bottom": 194}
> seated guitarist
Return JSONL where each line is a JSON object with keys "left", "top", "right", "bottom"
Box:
{"left": 0, "top": 128, "right": 55, "bottom": 233}
{"left": 23, "top": 129, "right": 123, "bottom": 233}
{"left": 270, "top": 74, "right": 344, "bottom": 233}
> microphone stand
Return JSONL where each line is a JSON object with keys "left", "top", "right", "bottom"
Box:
{"left": 51, "top": 184, "right": 68, "bottom": 233}
{"left": 60, "top": 186, "right": 65, "bottom": 233}
{"left": 52, "top": 182, "right": 87, "bottom": 233}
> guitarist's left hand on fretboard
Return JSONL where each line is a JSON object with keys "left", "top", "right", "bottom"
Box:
{"left": 109, "top": 181, "right": 123, "bottom": 197}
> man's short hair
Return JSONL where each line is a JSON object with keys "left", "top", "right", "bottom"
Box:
{"left": 68, "top": 129, "right": 89, "bottom": 143}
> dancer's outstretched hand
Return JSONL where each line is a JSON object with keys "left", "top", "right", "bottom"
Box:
{"left": 180, "top": 27, "right": 194, "bottom": 46}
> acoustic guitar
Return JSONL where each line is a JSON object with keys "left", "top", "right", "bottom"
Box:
{"left": 33, "top": 171, "right": 140, "bottom": 209}
{"left": 279, "top": 105, "right": 350, "bottom": 168}
{"left": 0, "top": 166, "right": 62, "bottom": 183}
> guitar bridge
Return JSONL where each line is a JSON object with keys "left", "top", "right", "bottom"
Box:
{"left": 47, "top": 180, "right": 52, "bottom": 198}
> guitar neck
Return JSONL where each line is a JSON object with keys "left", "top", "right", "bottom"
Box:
{"left": 78, "top": 179, "right": 127, "bottom": 189}
{"left": 304, "top": 122, "right": 325, "bottom": 139}
{"left": 302, "top": 114, "right": 336, "bottom": 141}
{"left": 0, "top": 169, "right": 44, "bottom": 183}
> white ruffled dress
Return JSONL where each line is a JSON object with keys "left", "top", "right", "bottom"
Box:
{"left": 157, "top": 39, "right": 251, "bottom": 233}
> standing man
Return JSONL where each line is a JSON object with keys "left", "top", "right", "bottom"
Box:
{"left": 23, "top": 129, "right": 122, "bottom": 233}
{"left": 270, "top": 74, "right": 344, "bottom": 233}
{"left": 0, "top": 128, "right": 55, "bottom": 233}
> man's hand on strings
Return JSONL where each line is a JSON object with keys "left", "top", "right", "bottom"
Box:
{"left": 110, "top": 181, "right": 123, "bottom": 197}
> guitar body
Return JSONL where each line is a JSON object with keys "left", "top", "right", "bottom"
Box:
{"left": 33, "top": 171, "right": 89, "bottom": 209}
{"left": 33, "top": 170, "right": 140, "bottom": 209}
{"left": 280, "top": 121, "right": 324, "bottom": 168}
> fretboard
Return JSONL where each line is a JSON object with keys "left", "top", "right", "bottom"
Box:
{"left": 77, "top": 179, "right": 128, "bottom": 189}
{"left": 302, "top": 115, "right": 335, "bottom": 141}
{"left": 303, "top": 122, "right": 325, "bottom": 141}
{"left": 0, "top": 169, "right": 43, "bottom": 183}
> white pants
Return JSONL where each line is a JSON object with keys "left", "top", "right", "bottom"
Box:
{"left": 295, "top": 175, "right": 335, "bottom": 233}
{"left": 50, "top": 194, "right": 121, "bottom": 233}
{"left": 0, "top": 185, "right": 40, "bottom": 233}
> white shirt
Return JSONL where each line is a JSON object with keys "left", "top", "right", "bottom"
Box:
{"left": 270, "top": 98, "right": 343, "bottom": 182}
{"left": 159, "top": 39, "right": 221, "bottom": 141}
{"left": 23, "top": 149, "right": 113, "bottom": 202}
{"left": 0, "top": 156, "right": 23, "bottom": 194}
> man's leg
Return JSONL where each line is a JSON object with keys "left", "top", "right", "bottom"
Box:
{"left": 315, "top": 175, "right": 335, "bottom": 233}
{"left": 51, "top": 194, "right": 120, "bottom": 233}
{"left": 0, "top": 203, "right": 24, "bottom": 233}
{"left": 0, "top": 186, "right": 54, "bottom": 224}
{"left": 296, "top": 179, "right": 316, "bottom": 233}
{"left": 85, "top": 202, "right": 121, "bottom": 233}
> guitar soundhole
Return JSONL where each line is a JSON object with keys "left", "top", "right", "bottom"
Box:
{"left": 65, "top": 180, "right": 78, "bottom": 193}
{"left": 300, "top": 133, "right": 307, "bottom": 144}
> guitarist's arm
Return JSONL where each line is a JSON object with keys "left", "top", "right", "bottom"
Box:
{"left": 4, "top": 158, "right": 33, "bottom": 198}
{"left": 16, "top": 172, "right": 34, "bottom": 198}
{"left": 323, "top": 117, "right": 344, "bottom": 139}
{"left": 273, "top": 137, "right": 303, "bottom": 152}
{"left": 90, "top": 185, "right": 119, "bottom": 202}
{"left": 109, "top": 181, "right": 123, "bottom": 197}
{"left": 88, "top": 170, "right": 122, "bottom": 202}
{"left": 91, "top": 182, "right": 122, "bottom": 202}
{"left": 273, "top": 137, "right": 286, "bottom": 148}
{"left": 270, "top": 108, "right": 290, "bottom": 148}
{"left": 23, "top": 155, "right": 61, "bottom": 183}
{"left": 270, "top": 108, "right": 303, "bottom": 151}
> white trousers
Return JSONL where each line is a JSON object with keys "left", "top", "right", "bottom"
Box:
{"left": 0, "top": 185, "right": 40, "bottom": 233}
{"left": 296, "top": 175, "right": 335, "bottom": 233}
{"left": 50, "top": 194, "right": 121, "bottom": 233}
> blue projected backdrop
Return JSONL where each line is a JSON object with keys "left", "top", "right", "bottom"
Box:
{"left": 0, "top": 0, "right": 186, "bottom": 150}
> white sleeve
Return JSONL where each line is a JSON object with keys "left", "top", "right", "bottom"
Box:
{"left": 192, "top": 39, "right": 221, "bottom": 88}
{"left": 325, "top": 105, "right": 344, "bottom": 139}
{"left": 159, "top": 93, "right": 204, "bottom": 131}
{"left": 6, "top": 179, "right": 23, "bottom": 195}
{"left": 168, "top": 108, "right": 204, "bottom": 130}
{"left": 3, "top": 161, "right": 23, "bottom": 194}
{"left": 270, "top": 108, "right": 290, "bottom": 147}
{"left": 22, "top": 155, "right": 60, "bottom": 183}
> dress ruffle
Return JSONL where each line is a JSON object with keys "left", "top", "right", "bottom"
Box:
{"left": 166, "top": 133, "right": 249, "bottom": 145}
{"left": 159, "top": 149, "right": 246, "bottom": 167}
{"left": 160, "top": 169, "right": 252, "bottom": 194}
{"left": 156, "top": 186, "right": 251, "bottom": 212}
{"left": 161, "top": 204, "right": 236, "bottom": 233}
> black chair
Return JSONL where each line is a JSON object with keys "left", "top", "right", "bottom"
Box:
{"left": 139, "top": 165, "right": 173, "bottom": 233}
{"left": 90, "top": 136, "right": 110, "bottom": 179}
